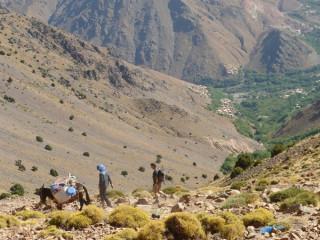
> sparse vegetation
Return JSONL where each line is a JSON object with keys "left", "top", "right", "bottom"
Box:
{"left": 48, "top": 211, "right": 70, "bottom": 227}
{"left": 108, "top": 206, "right": 150, "bottom": 228}
{"left": 105, "top": 190, "right": 125, "bottom": 199}
{"left": 271, "top": 144, "right": 286, "bottom": 157}
{"left": 0, "top": 192, "right": 11, "bottom": 200}
{"left": 45, "top": 144, "right": 52, "bottom": 151}
{"left": 31, "top": 165, "right": 38, "bottom": 172}
{"left": 16, "top": 210, "right": 45, "bottom": 220}
{"left": 230, "top": 181, "right": 247, "bottom": 190}
{"left": 230, "top": 167, "right": 243, "bottom": 179}
{"left": 68, "top": 127, "right": 74, "bottom": 132}
{"left": 102, "top": 228, "right": 138, "bottom": 240}
{"left": 156, "top": 154, "right": 162, "bottom": 163}
{"left": 0, "top": 214, "right": 21, "bottom": 228}
{"left": 162, "top": 185, "right": 189, "bottom": 195}
{"left": 10, "top": 183, "right": 24, "bottom": 196}
{"left": 83, "top": 152, "right": 90, "bottom": 157}
{"left": 82, "top": 132, "right": 87, "bottom": 136}
{"left": 4, "top": 95, "right": 15, "bottom": 103}
{"left": 138, "top": 166, "right": 145, "bottom": 172}
{"left": 213, "top": 174, "right": 220, "bottom": 180}
{"left": 36, "top": 136, "right": 43, "bottom": 142}
{"left": 38, "top": 225, "right": 73, "bottom": 239}
{"left": 121, "top": 170, "right": 128, "bottom": 177}
{"left": 202, "top": 174, "right": 207, "bottom": 179}
{"left": 222, "top": 193, "right": 258, "bottom": 209}
{"left": 165, "top": 212, "right": 205, "bottom": 240}
{"left": 137, "top": 221, "right": 165, "bottom": 240}
{"left": 69, "top": 115, "right": 74, "bottom": 120}
{"left": 50, "top": 169, "right": 59, "bottom": 177}
{"left": 242, "top": 208, "right": 274, "bottom": 227}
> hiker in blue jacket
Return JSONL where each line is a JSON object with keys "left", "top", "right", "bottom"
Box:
{"left": 97, "top": 164, "right": 113, "bottom": 207}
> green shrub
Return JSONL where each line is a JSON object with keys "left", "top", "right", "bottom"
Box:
{"left": 202, "top": 174, "right": 207, "bottom": 179}
{"left": 162, "top": 185, "right": 189, "bottom": 195}
{"left": 102, "top": 228, "right": 138, "bottom": 240}
{"left": 137, "top": 221, "right": 165, "bottom": 240}
{"left": 106, "top": 190, "right": 125, "bottom": 199}
{"left": 138, "top": 166, "right": 145, "bottom": 172}
{"left": 242, "top": 208, "right": 274, "bottom": 227}
{"left": 108, "top": 206, "right": 150, "bottom": 228}
{"left": 82, "top": 205, "right": 105, "bottom": 224}
{"left": 83, "top": 152, "right": 90, "bottom": 157}
{"left": 197, "top": 212, "right": 225, "bottom": 234}
{"left": 221, "top": 223, "right": 245, "bottom": 240}
{"left": 222, "top": 193, "right": 258, "bottom": 209}
{"left": 230, "top": 167, "right": 243, "bottom": 179}
{"left": 269, "top": 219, "right": 292, "bottom": 231}
{"left": 217, "top": 211, "right": 241, "bottom": 224}
{"left": 36, "top": 136, "right": 43, "bottom": 142}
{"left": 68, "top": 127, "right": 74, "bottom": 132}
{"left": 31, "top": 165, "right": 38, "bottom": 172}
{"left": 45, "top": 144, "right": 52, "bottom": 151}
{"left": 121, "top": 170, "right": 128, "bottom": 177}
{"left": 0, "top": 192, "right": 11, "bottom": 200}
{"left": 165, "top": 212, "right": 205, "bottom": 240}
{"left": 214, "top": 174, "right": 220, "bottom": 181}
{"left": 82, "top": 132, "right": 87, "bottom": 136}
{"left": 255, "top": 178, "right": 271, "bottom": 191}
{"left": 49, "top": 211, "right": 70, "bottom": 227}
{"left": 18, "top": 164, "right": 26, "bottom": 172}
{"left": 0, "top": 214, "right": 21, "bottom": 228}
{"left": 181, "top": 177, "right": 185, "bottom": 182}
{"left": 271, "top": 144, "right": 286, "bottom": 157}
{"left": 269, "top": 187, "right": 306, "bottom": 202}
{"left": 279, "top": 192, "right": 318, "bottom": 211}
{"left": 165, "top": 174, "right": 173, "bottom": 181}
{"left": 38, "top": 225, "right": 73, "bottom": 239}
{"left": 4, "top": 95, "right": 15, "bottom": 103}
{"left": 234, "top": 153, "right": 253, "bottom": 170}
{"left": 230, "top": 181, "right": 247, "bottom": 190}
{"left": 69, "top": 115, "right": 74, "bottom": 120}
{"left": 66, "top": 212, "right": 92, "bottom": 229}
{"left": 10, "top": 183, "right": 24, "bottom": 196}
{"left": 50, "top": 169, "right": 58, "bottom": 177}
{"left": 0, "top": 50, "right": 5, "bottom": 55}
{"left": 132, "top": 189, "right": 152, "bottom": 198}
{"left": 16, "top": 210, "right": 45, "bottom": 220}
{"left": 156, "top": 155, "right": 162, "bottom": 164}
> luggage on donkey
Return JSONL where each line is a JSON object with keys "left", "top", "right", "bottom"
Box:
{"left": 50, "top": 174, "right": 77, "bottom": 204}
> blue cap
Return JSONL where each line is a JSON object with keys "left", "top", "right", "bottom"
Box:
{"left": 66, "top": 186, "right": 77, "bottom": 196}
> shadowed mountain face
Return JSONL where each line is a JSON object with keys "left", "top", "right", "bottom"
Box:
{"left": 273, "top": 99, "right": 320, "bottom": 138}
{"left": 0, "top": 0, "right": 318, "bottom": 80}
{"left": 0, "top": 8, "right": 263, "bottom": 194}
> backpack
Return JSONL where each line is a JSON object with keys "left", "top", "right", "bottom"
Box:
{"left": 158, "top": 169, "right": 165, "bottom": 182}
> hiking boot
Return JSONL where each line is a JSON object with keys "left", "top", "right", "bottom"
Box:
{"left": 153, "top": 199, "right": 159, "bottom": 204}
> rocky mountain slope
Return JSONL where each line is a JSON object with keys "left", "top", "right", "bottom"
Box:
{"left": 273, "top": 98, "right": 320, "bottom": 138}
{"left": 0, "top": 133, "right": 319, "bottom": 240}
{"left": 0, "top": 8, "right": 262, "bottom": 196}
{"left": 0, "top": 0, "right": 319, "bottom": 80}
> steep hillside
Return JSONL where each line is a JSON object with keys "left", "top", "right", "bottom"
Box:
{"left": 273, "top": 98, "right": 320, "bottom": 138}
{"left": 0, "top": 8, "right": 262, "bottom": 196}
{"left": 0, "top": 0, "right": 318, "bottom": 80}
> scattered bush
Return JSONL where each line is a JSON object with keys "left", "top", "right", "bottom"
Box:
{"left": 59, "top": 99, "right": 64, "bottom": 104}
{"left": 230, "top": 181, "right": 247, "bottom": 190}
{"left": 165, "top": 174, "right": 173, "bottom": 181}
{"left": 45, "top": 144, "right": 52, "bottom": 151}
{"left": 38, "top": 225, "right": 73, "bottom": 239}
{"left": 16, "top": 210, "right": 45, "bottom": 220}
{"left": 234, "top": 153, "right": 253, "bottom": 170}
{"left": 15, "top": 160, "right": 22, "bottom": 166}
{"left": 132, "top": 188, "right": 152, "bottom": 198}
{"left": 68, "top": 127, "right": 74, "bottom": 132}
{"left": 106, "top": 190, "right": 125, "bottom": 199}
{"left": 193, "top": 162, "right": 197, "bottom": 166}
{"left": 165, "top": 212, "right": 205, "bottom": 240}
{"left": 66, "top": 212, "right": 92, "bottom": 229}
{"left": 10, "top": 183, "right": 24, "bottom": 196}
{"left": 197, "top": 212, "right": 225, "bottom": 234}
{"left": 269, "top": 187, "right": 306, "bottom": 202}
{"left": 121, "top": 170, "right": 128, "bottom": 177}
{"left": 279, "top": 191, "right": 318, "bottom": 211}
{"left": 82, "top": 132, "right": 87, "bottom": 136}
{"left": 18, "top": 164, "right": 26, "bottom": 172}
{"left": 4, "top": 95, "right": 15, "bottom": 103}
{"left": 255, "top": 178, "right": 271, "bottom": 191}
{"left": 230, "top": 167, "right": 243, "bottom": 179}
{"left": 48, "top": 211, "right": 70, "bottom": 227}
{"left": 242, "top": 208, "right": 274, "bottom": 227}
{"left": 222, "top": 193, "right": 258, "bottom": 209}
{"left": 108, "top": 206, "right": 150, "bottom": 228}
{"left": 162, "top": 185, "right": 189, "bottom": 195}
{"left": 82, "top": 205, "right": 105, "bottom": 224}
{"left": 137, "top": 221, "right": 165, "bottom": 240}
{"left": 181, "top": 177, "right": 185, "bottom": 182}
{"left": 0, "top": 214, "right": 21, "bottom": 228}
{"left": 50, "top": 169, "right": 59, "bottom": 177}
{"left": 0, "top": 50, "right": 5, "bottom": 55}
{"left": 138, "top": 166, "right": 145, "bottom": 172}
{"left": 202, "top": 174, "right": 207, "bottom": 179}
{"left": 69, "top": 115, "right": 74, "bottom": 120}
{"left": 156, "top": 154, "right": 162, "bottom": 164}
{"left": 214, "top": 174, "right": 220, "bottom": 181}
{"left": 7, "top": 77, "right": 13, "bottom": 83}
{"left": 31, "top": 166, "right": 38, "bottom": 172}
{"left": 83, "top": 152, "right": 90, "bottom": 157}
{"left": 102, "top": 228, "right": 138, "bottom": 240}
{"left": 271, "top": 144, "right": 286, "bottom": 157}
{"left": 36, "top": 136, "right": 43, "bottom": 142}
{"left": 221, "top": 223, "right": 245, "bottom": 240}
{"left": 0, "top": 192, "right": 11, "bottom": 200}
